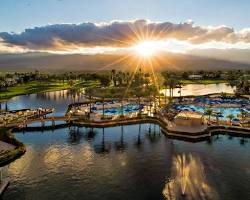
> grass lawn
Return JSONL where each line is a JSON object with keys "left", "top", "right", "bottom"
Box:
{"left": 181, "top": 79, "right": 228, "bottom": 85}
{"left": 0, "top": 80, "right": 99, "bottom": 102}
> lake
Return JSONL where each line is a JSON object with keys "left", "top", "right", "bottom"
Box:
{"left": 1, "top": 83, "right": 236, "bottom": 117}
{"left": 1, "top": 89, "right": 85, "bottom": 116}
{"left": 160, "top": 83, "right": 235, "bottom": 97}
{"left": 2, "top": 124, "right": 250, "bottom": 200}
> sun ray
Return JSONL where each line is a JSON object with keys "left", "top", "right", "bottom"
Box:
{"left": 123, "top": 57, "right": 143, "bottom": 98}
{"left": 97, "top": 54, "right": 133, "bottom": 71}
{"left": 81, "top": 21, "right": 184, "bottom": 93}
{"left": 148, "top": 57, "right": 160, "bottom": 92}
{"left": 93, "top": 32, "right": 133, "bottom": 47}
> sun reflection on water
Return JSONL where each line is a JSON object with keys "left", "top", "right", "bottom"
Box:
{"left": 163, "top": 154, "right": 216, "bottom": 200}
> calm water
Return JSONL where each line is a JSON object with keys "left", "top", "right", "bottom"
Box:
{"left": 1, "top": 83, "right": 235, "bottom": 116}
{"left": 160, "top": 83, "right": 235, "bottom": 97}
{"left": 1, "top": 90, "right": 85, "bottom": 116}
{"left": 2, "top": 124, "right": 250, "bottom": 200}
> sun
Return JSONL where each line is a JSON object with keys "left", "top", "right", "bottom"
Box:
{"left": 133, "top": 40, "right": 159, "bottom": 57}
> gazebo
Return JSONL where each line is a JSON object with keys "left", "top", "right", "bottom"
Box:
{"left": 174, "top": 111, "right": 204, "bottom": 126}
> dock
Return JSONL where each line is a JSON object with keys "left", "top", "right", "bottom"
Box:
{"left": 0, "top": 178, "right": 10, "bottom": 196}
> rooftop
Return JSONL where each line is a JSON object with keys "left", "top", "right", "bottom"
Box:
{"left": 175, "top": 111, "right": 203, "bottom": 119}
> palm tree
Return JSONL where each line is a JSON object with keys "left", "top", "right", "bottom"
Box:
{"left": 85, "top": 88, "right": 94, "bottom": 115}
{"left": 213, "top": 112, "right": 222, "bottom": 125}
{"left": 239, "top": 111, "right": 248, "bottom": 122}
{"left": 176, "top": 81, "right": 183, "bottom": 101}
{"left": 148, "top": 85, "right": 158, "bottom": 114}
{"left": 146, "top": 85, "right": 154, "bottom": 115}
{"left": 120, "top": 97, "right": 124, "bottom": 117}
{"left": 111, "top": 69, "right": 116, "bottom": 86}
{"left": 102, "top": 96, "right": 105, "bottom": 119}
{"left": 70, "top": 86, "right": 81, "bottom": 103}
{"left": 5, "top": 101, "right": 8, "bottom": 111}
{"left": 204, "top": 108, "right": 213, "bottom": 124}
{"left": 227, "top": 114, "right": 235, "bottom": 125}
{"left": 163, "top": 80, "right": 168, "bottom": 105}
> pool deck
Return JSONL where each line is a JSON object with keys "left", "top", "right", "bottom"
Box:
{"left": 167, "top": 121, "right": 207, "bottom": 133}
{"left": 12, "top": 114, "right": 250, "bottom": 141}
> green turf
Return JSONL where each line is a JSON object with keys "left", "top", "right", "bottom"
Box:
{"left": 0, "top": 80, "right": 99, "bottom": 102}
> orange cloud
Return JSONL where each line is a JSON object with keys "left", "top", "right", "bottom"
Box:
{"left": 1, "top": 19, "right": 250, "bottom": 53}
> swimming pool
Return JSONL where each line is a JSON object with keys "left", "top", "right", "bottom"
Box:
{"left": 175, "top": 104, "right": 250, "bottom": 120}
{"left": 94, "top": 104, "right": 144, "bottom": 116}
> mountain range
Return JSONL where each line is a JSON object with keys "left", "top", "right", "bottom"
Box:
{"left": 0, "top": 51, "right": 249, "bottom": 72}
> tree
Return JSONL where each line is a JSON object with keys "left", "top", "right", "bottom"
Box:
{"left": 213, "top": 112, "right": 222, "bottom": 124}
{"left": 111, "top": 69, "right": 117, "bottom": 86}
{"left": 204, "top": 108, "right": 213, "bottom": 124}
{"left": 163, "top": 79, "right": 168, "bottom": 105}
{"left": 227, "top": 114, "right": 235, "bottom": 125}
{"left": 176, "top": 81, "right": 183, "bottom": 100}
{"left": 85, "top": 88, "right": 94, "bottom": 115}
{"left": 239, "top": 111, "right": 248, "bottom": 122}
{"left": 98, "top": 74, "right": 111, "bottom": 87}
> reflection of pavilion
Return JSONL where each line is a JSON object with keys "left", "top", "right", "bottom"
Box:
{"left": 146, "top": 124, "right": 161, "bottom": 144}
{"left": 68, "top": 126, "right": 97, "bottom": 144}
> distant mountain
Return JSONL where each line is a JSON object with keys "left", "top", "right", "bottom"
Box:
{"left": 0, "top": 51, "right": 249, "bottom": 72}
{"left": 188, "top": 48, "right": 250, "bottom": 65}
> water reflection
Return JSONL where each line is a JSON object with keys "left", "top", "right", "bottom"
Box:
{"left": 3, "top": 124, "right": 250, "bottom": 200}
{"left": 68, "top": 127, "right": 83, "bottom": 145}
{"left": 68, "top": 126, "right": 97, "bottom": 144}
{"left": 134, "top": 124, "right": 143, "bottom": 147}
{"left": 114, "top": 126, "right": 128, "bottom": 151}
{"left": 163, "top": 154, "right": 216, "bottom": 200}
{"left": 94, "top": 128, "right": 111, "bottom": 154}
{"left": 160, "top": 83, "right": 235, "bottom": 97}
{"left": 3, "top": 89, "right": 86, "bottom": 116}
{"left": 146, "top": 124, "right": 161, "bottom": 144}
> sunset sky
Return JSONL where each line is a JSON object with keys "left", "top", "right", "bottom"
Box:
{"left": 1, "top": 0, "right": 250, "bottom": 57}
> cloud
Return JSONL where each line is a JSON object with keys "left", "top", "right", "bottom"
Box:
{"left": 1, "top": 19, "right": 250, "bottom": 52}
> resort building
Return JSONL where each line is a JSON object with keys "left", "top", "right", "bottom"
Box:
{"left": 188, "top": 75, "right": 203, "bottom": 80}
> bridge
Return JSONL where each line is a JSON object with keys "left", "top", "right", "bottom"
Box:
{"left": 3, "top": 116, "right": 78, "bottom": 129}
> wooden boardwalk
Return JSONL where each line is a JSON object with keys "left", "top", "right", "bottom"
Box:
{"left": 4, "top": 116, "right": 77, "bottom": 128}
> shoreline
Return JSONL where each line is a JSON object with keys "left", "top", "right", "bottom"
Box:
{"left": 1, "top": 115, "right": 250, "bottom": 166}
{"left": 0, "top": 80, "right": 236, "bottom": 104}
{"left": 0, "top": 129, "right": 26, "bottom": 167}
{"left": 0, "top": 82, "right": 70, "bottom": 103}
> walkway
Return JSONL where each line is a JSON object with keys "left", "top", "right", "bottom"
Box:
{"left": 0, "top": 141, "right": 15, "bottom": 153}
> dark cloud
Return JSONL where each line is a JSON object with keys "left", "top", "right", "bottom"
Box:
{"left": 0, "top": 19, "right": 250, "bottom": 50}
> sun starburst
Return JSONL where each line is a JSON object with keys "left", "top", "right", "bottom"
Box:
{"left": 92, "top": 21, "right": 179, "bottom": 97}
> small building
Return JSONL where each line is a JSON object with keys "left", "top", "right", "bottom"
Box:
{"left": 188, "top": 75, "right": 203, "bottom": 80}
{"left": 174, "top": 111, "right": 204, "bottom": 126}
